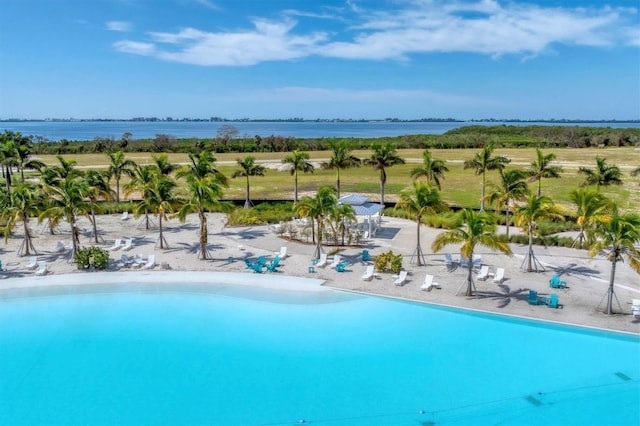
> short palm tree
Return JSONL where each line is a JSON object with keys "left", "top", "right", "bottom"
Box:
{"left": 365, "top": 142, "right": 405, "bottom": 206}
{"left": 86, "top": 170, "right": 115, "bottom": 244}
{"left": 327, "top": 202, "right": 356, "bottom": 246}
{"left": 138, "top": 175, "right": 178, "bottom": 249}
{"left": 283, "top": 150, "right": 314, "bottom": 202}
{"left": 514, "top": 194, "right": 564, "bottom": 272}
{"left": 578, "top": 156, "right": 623, "bottom": 191}
{"left": 232, "top": 156, "right": 266, "bottom": 209}
{"left": 432, "top": 209, "right": 511, "bottom": 296}
{"left": 294, "top": 185, "right": 338, "bottom": 259}
{"left": 410, "top": 150, "right": 449, "bottom": 190}
{"left": 589, "top": 207, "right": 640, "bottom": 315}
{"left": 395, "top": 181, "right": 448, "bottom": 266}
{"left": 153, "top": 153, "right": 177, "bottom": 176}
{"left": 124, "top": 164, "right": 159, "bottom": 230}
{"left": 321, "top": 139, "right": 361, "bottom": 199}
{"left": 464, "top": 142, "right": 511, "bottom": 211}
{"left": 106, "top": 151, "right": 137, "bottom": 203}
{"left": 527, "top": 149, "right": 562, "bottom": 197}
{"left": 1, "top": 183, "right": 42, "bottom": 256}
{"left": 486, "top": 168, "right": 530, "bottom": 240}
{"left": 569, "top": 188, "right": 611, "bottom": 249}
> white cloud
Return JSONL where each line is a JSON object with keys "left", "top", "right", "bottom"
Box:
{"left": 113, "top": 1, "right": 638, "bottom": 65}
{"left": 106, "top": 21, "right": 133, "bottom": 32}
{"left": 114, "top": 40, "right": 155, "bottom": 55}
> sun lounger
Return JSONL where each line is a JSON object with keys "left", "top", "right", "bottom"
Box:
{"left": 34, "top": 261, "right": 48, "bottom": 276}
{"left": 631, "top": 299, "right": 640, "bottom": 318}
{"left": 26, "top": 256, "right": 38, "bottom": 270}
{"left": 393, "top": 270, "right": 408, "bottom": 286}
{"left": 274, "top": 246, "right": 288, "bottom": 259}
{"left": 121, "top": 211, "right": 129, "bottom": 220}
{"left": 121, "top": 239, "right": 133, "bottom": 251}
{"left": 420, "top": 274, "right": 440, "bottom": 291}
{"left": 108, "top": 239, "right": 123, "bottom": 251}
{"left": 117, "top": 254, "right": 132, "bottom": 268}
{"left": 142, "top": 255, "right": 156, "bottom": 269}
{"left": 329, "top": 254, "right": 342, "bottom": 269}
{"left": 549, "top": 274, "right": 567, "bottom": 289}
{"left": 493, "top": 268, "right": 505, "bottom": 284}
{"left": 315, "top": 253, "right": 328, "bottom": 268}
{"left": 361, "top": 265, "right": 375, "bottom": 281}
{"left": 476, "top": 265, "right": 490, "bottom": 281}
{"left": 444, "top": 253, "right": 458, "bottom": 270}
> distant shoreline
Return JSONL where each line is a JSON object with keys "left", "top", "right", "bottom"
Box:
{"left": 2, "top": 118, "right": 639, "bottom": 123}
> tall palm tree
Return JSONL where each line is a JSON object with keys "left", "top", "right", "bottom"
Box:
{"left": 153, "top": 153, "right": 177, "bottom": 176}
{"left": 177, "top": 150, "right": 228, "bottom": 184}
{"left": 589, "top": 207, "right": 640, "bottom": 315}
{"left": 514, "top": 194, "right": 564, "bottom": 272}
{"left": 464, "top": 142, "right": 511, "bottom": 211}
{"left": 395, "top": 181, "right": 448, "bottom": 266}
{"left": 321, "top": 139, "right": 361, "bottom": 199}
{"left": 578, "top": 156, "right": 623, "bottom": 191}
{"left": 569, "top": 188, "right": 611, "bottom": 249}
{"left": 232, "top": 156, "right": 266, "bottom": 209}
{"left": 1, "top": 183, "right": 42, "bottom": 256}
{"left": 283, "top": 150, "right": 314, "bottom": 202}
{"left": 486, "top": 168, "right": 530, "bottom": 239}
{"left": 294, "top": 185, "right": 338, "bottom": 259}
{"left": 0, "top": 134, "right": 17, "bottom": 193}
{"left": 106, "top": 151, "right": 137, "bottom": 203}
{"left": 124, "top": 164, "right": 158, "bottom": 230}
{"left": 432, "top": 209, "right": 511, "bottom": 296}
{"left": 410, "top": 149, "right": 449, "bottom": 190}
{"left": 136, "top": 174, "right": 178, "bottom": 249}
{"left": 365, "top": 142, "right": 405, "bottom": 207}
{"left": 86, "top": 170, "right": 115, "bottom": 244}
{"left": 527, "top": 149, "right": 563, "bottom": 197}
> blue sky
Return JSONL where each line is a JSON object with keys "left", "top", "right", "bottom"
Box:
{"left": 1, "top": 0, "right": 638, "bottom": 120}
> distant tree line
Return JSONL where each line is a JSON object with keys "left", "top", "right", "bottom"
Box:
{"left": 17, "top": 125, "right": 640, "bottom": 156}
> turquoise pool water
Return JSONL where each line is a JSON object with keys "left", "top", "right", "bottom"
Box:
{"left": 1, "top": 285, "right": 638, "bottom": 425}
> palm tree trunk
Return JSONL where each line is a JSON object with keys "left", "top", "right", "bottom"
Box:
{"left": 606, "top": 259, "right": 617, "bottom": 315}
{"left": 312, "top": 216, "right": 323, "bottom": 259}
{"left": 293, "top": 170, "right": 298, "bottom": 202}
{"left": 480, "top": 172, "right": 486, "bottom": 211}
{"left": 199, "top": 210, "right": 208, "bottom": 260}
{"left": 22, "top": 216, "right": 35, "bottom": 256}
{"left": 466, "top": 256, "right": 474, "bottom": 296}
{"left": 505, "top": 209, "right": 510, "bottom": 240}
{"left": 537, "top": 179, "right": 542, "bottom": 197}
{"left": 91, "top": 207, "right": 99, "bottom": 244}
{"left": 159, "top": 215, "right": 165, "bottom": 249}
{"left": 526, "top": 225, "right": 534, "bottom": 272}
{"left": 244, "top": 175, "right": 251, "bottom": 209}
{"left": 379, "top": 170, "right": 385, "bottom": 205}
{"left": 415, "top": 219, "right": 423, "bottom": 266}
{"left": 145, "top": 210, "right": 150, "bottom": 230}
{"left": 116, "top": 178, "right": 121, "bottom": 203}
{"left": 70, "top": 221, "right": 78, "bottom": 261}
{"left": 336, "top": 169, "right": 341, "bottom": 200}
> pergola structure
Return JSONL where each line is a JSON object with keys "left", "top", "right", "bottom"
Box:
{"left": 338, "top": 194, "right": 385, "bottom": 238}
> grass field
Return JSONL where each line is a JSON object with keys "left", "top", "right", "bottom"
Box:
{"left": 27, "top": 146, "right": 640, "bottom": 211}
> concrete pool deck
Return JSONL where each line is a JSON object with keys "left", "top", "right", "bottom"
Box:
{"left": 0, "top": 212, "right": 638, "bottom": 334}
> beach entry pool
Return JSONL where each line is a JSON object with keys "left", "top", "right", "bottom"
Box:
{"left": 1, "top": 275, "right": 638, "bottom": 425}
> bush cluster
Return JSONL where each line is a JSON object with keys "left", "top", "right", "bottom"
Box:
{"left": 373, "top": 250, "right": 403, "bottom": 274}
{"left": 75, "top": 246, "right": 110, "bottom": 270}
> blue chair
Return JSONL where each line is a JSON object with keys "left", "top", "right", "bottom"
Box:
{"left": 257, "top": 256, "right": 267, "bottom": 266}
{"left": 547, "top": 293, "right": 560, "bottom": 308}
{"left": 362, "top": 250, "right": 372, "bottom": 262}
{"left": 549, "top": 274, "right": 567, "bottom": 289}
{"left": 528, "top": 290, "right": 539, "bottom": 305}
{"left": 251, "top": 263, "right": 264, "bottom": 273}
{"left": 266, "top": 262, "right": 278, "bottom": 273}
{"left": 308, "top": 265, "right": 315, "bottom": 273}
{"left": 336, "top": 261, "right": 348, "bottom": 272}
{"left": 227, "top": 256, "right": 234, "bottom": 263}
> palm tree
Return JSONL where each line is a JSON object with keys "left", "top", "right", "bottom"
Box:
{"left": 486, "top": 168, "right": 530, "bottom": 240}
{"left": 137, "top": 174, "right": 178, "bottom": 249}
{"left": 432, "top": 209, "right": 511, "bottom": 296}
{"left": 1, "top": 183, "right": 42, "bottom": 256}
{"left": 0, "top": 134, "right": 17, "bottom": 193}
{"left": 464, "top": 142, "right": 511, "bottom": 211}
{"left": 589, "top": 207, "right": 640, "bottom": 315}
{"left": 327, "top": 202, "right": 356, "bottom": 246}
{"left": 365, "top": 142, "right": 405, "bottom": 207}
{"left": 153, "top": 153, "right": 177, "bottom": 176}
{"left": 578, "top": 156, "right": 623, "bottom": 191}
{"left": 395, "top": 181, "right": 448, "bottom": 266}
{"left": 294, "top": 185, "right": 338, "bottom": 259}
{"left": 106, "top": 151, "right": 137, "bottom": 203}
{"left": 176, "top": 150, "right": 228, "bottom": 184}
{"left": 86, "top": 170, "right": 114, "bottom": 244}
{"left": 232, "top": 156, "right": 266, "bottom": 209}
{"left": 10, "top": 132, "right": 44, "bottom": 182}
{"left": 569, "top": 188, "right": 611, "bottom": 249}
{"left": 321, "top": 139, "right": 361, "bottom": 199}
{"left": 283, "top": 150, "right": 314, "bottom": 202}
{"left": 527, "top": 149, "right": 562, "bottom": 197}
{"left": 124, "top": 164, "right": 158, "bottom": 230}
{"left": 514, "top": 194, "right": 564, "bottom": 272}
{"left": 410, "top": 150, "right": 449, "bottom": 190}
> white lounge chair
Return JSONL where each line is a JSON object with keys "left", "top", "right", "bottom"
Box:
{"left": 108, "top": 239, "right": 122, "bottom": 251}
{"left": 26, "top": 256, "right": 38, "bottom": 270}
{"left": 274, "top": 246, "right": 288, "bottom": 259}
{"left": 121, "top": 211, "right": 129, "bottom": 220}
{"left": 142, "top": 255, "right": 156, "bottom": 269}
{"left": 54, "top": 241, "right": 66, "bottom": 253}
{"left": 315, "top": 253, "right": 328, "bottom": 268}
{"left": 493, "top": 267, "right": 505, "bottom": 284}
{"left": 631, "top": 299, "right": 640, "bottom": 318}
{"left": 117, "top": 254, "right": 132, "bottom": 268}
{"left": 329, "top": 254, "right": 342, "bottom": 269}
{"left": 393, "top": 270, "right": 408, "bottom": 286}
{"left": 361, "top": 265, "right": 375, "bottom": 281}
{"left": 34, "top": 261, "right": 48, "bottom": 276}
{"left": 444, "top": 253, "right": 457, "bottom": 270}
{"left": 420, "top": 274, "right": 440, "bottom": 291}
{"left": 121, "top": 239, "right": 133, "bottom": 251}
{"left": 476, "top": 265, "right": 490, "bottom": 281}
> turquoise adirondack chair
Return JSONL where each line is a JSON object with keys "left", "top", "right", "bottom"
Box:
{"left": 336, "top": 261, "right": 348, "bottom": 272}
{"left": 362, "top": 250, "right": 372, "bottom": 262}
{"left": 549, "top": 274, "right": 567, "bottom": 289}
{"left": 547, "top": 293, "right": 560, "bottom": 308}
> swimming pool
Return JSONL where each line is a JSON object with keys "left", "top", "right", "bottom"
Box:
{"left": 1, "top": 279, "right": 638, "bottom": 425}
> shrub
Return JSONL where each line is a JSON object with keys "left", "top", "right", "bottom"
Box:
{"left": 373, "top": 250, "right": 403, "bottom": 274}
{"left": 76, "top": 246, "right": 110, "bottom": 270}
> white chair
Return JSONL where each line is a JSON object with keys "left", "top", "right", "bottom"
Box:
{"left": 143, "top": 255, "right": 156, "bottom": 269}
{"left": 393, "top": 270, "right": 408, "bottom": 286}
{"left": 493, "top": 268, "right": 505, "bottom": 284}
{"left": 329, "top": 254, "right": 342, "bottom": 269}
{"left": 420, "top": 274, "right": 440, "bottom": 291}
{"left": 26, "top": 256, "right": 38, "bottom": 270}
{"left": 361, "top": 265, "right": 375, "bottom": 281}
{"left": 108, "top": 239, "right": 122, "bottom": 251}
{"left": 315, "top": 253, "right": 328, "bottom": 268}
{"left": 631, "top": 299, "right": 640, "bottom": 318}
{"left": 274, "top": 246, "right": 288, "bottom": 259}
{"left": 476, "top": 265, "right": 490, "bottom": 281}
{"left": 117, "top": 254, "right": 132, "bottom": 268}
{"left": 34, "top": 261, "right": 48, "bottom": 276}
{"left": 121, "top": 211, "right": 129, "bottom": 220}
{"left": 121, "top": 239, "right": 133, "bottom": 251}
{"left": 444, "top": 253, "right": 457, "bottom": 270}
{"left": 472, "top": 255, "right": 482, "bottom": 268}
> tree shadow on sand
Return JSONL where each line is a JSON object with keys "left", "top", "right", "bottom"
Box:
{"left": 552, "top": 262, "right": 601, "bottom": 280}
{"left": 476, "top": 284, "right": 530, "bottom": 308}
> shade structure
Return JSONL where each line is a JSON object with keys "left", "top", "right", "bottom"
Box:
{"left": 338, "top": 195, "right": 385, "bottom": 238}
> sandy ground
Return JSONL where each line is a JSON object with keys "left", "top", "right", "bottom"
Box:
{"left": 0, "top": 212, "right": 638, "bottom": 334}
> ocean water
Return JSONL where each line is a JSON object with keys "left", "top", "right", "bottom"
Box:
{"left": 2, "top": 120, "right": 638, "bottom": 141}
{"left": 0, "top": 286, "right": 638, "bottom": 425}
